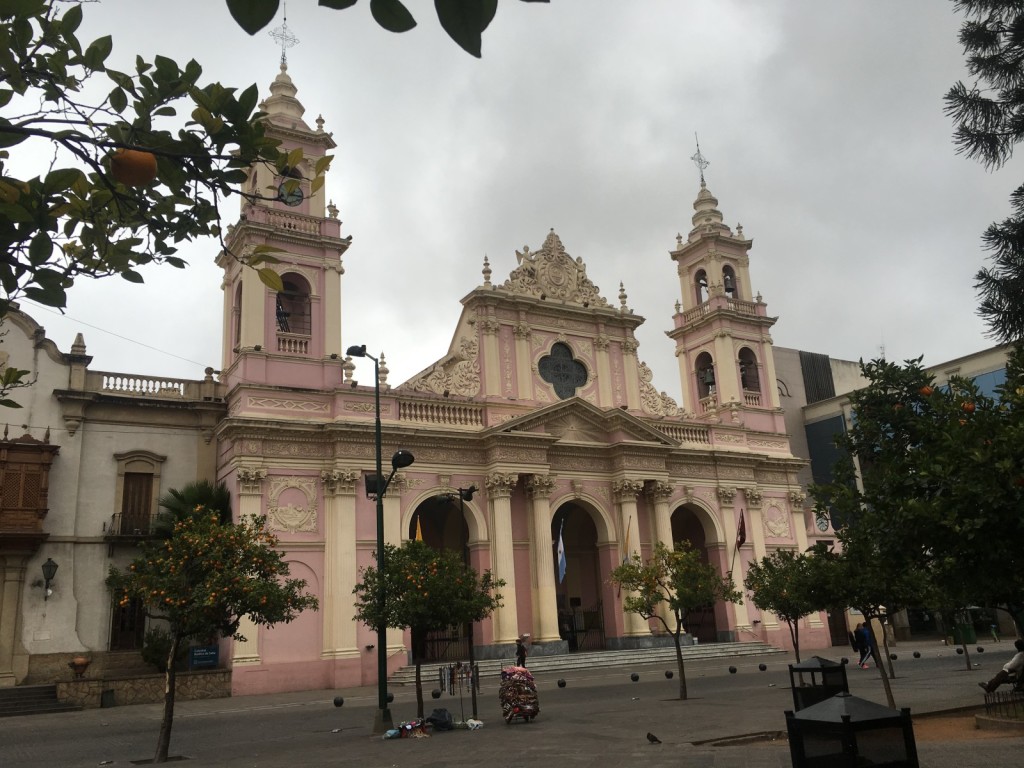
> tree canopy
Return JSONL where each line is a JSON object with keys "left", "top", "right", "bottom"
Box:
{"left": 353, "top": 540, "right": 503, "bottom": 717}
{"left": 106, "top": 510, "right": 317, "bottom": 763}
{"left": 610, "top": 541, "right": 741, "bottom": 700}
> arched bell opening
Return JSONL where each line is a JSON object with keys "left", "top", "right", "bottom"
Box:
{"left": 694, "top": 268, "right": 709, "bottom": 305}
{"left": 722, "top": 265, "right": 738, "bottom": 299}
{"left": 552, "top": 502, "right": 605, "bottom": 652}
{"left": 276, "top": 274, "right": 312, "bottom": 336}
{"left": 738, "top": 346, "right": 762, "bottom": 405}
{"left": 694, "top": 351, "right": 716, "bottom": 401}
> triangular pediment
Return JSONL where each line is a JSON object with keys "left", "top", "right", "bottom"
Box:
{"left": 484, "top": 398, "right": 676, "bottom": 446}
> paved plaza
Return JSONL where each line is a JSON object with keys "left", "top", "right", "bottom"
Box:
{"left": 2, "top": 640, "right": 1022, "bottom": 767}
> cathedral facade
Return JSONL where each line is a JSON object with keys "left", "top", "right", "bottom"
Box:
{"left": 0, "top": 67, "right": 836, "bottom": 695}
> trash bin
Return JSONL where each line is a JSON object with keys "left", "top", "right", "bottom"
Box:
{"left": 952, "top": 624, "right": 976, "bottom": 644}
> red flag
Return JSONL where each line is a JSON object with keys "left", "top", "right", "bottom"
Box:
{"left": 736, "top": 510, "right": 746, "bottom": 549}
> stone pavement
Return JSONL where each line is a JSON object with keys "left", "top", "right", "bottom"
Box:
{"left": 1, "top": 639, "right": 1022, "bottom": 767}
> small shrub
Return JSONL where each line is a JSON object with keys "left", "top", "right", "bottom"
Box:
{"left": 141, "top": 628, "right": 187, "bottom": 673}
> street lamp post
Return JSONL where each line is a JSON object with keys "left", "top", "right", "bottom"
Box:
{"left": 346, "top": 344, "right": 415, "bottom": 734}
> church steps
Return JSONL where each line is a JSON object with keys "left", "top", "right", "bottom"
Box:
{"left": 388, "top": 640, "right": 787, "bottom": 686}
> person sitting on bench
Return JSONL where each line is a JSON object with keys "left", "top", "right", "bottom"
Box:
{"left": 979, "top": 638, "right": 1024, "bottom": 693}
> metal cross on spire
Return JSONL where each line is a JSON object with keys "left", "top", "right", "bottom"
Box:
{"left": 269, "top": 3, "right": 299, "bottom": 67}
{"left": 690, "top": 133, "right": 709, "bottom": 185}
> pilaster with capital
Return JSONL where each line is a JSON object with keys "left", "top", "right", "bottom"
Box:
{"left": 513, "top": 321, "right": 533, "bottom": 398}
{"left": 480, "top": 314, "right": 502, "bottom": 395}
{"left": 321, "top": 470, "right": 361, "bottom": 659}
{"left": 620, "top": 339, "right": 642, "bottom": 410}
{"left": 526, "top": 475, "right": 560, "bottom": 642}
{"left": 0, "top": 555, "right": 29, "bottom": 685}
{"left": 594, "top": 332, "right": 612, "bottom": 406}
{"left": 644, "top": 480, "right": 675, "bottom": 628}
{"left": 612, "top": 478, "right": 647, "bottom": 636}
{"left": 233, "top": 467, "right": 267, "bottom": 664}
{"left": 486, "top": 472, "right": 520, "bottom": 642}
{"left": 383, "top": 472, "right": 410, "bottom": 653}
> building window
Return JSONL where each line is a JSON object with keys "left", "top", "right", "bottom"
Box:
{"left": 112, "top": 451, "right": 165, "bottom": 536}
{"left": 276, "top": 275, "right": 311, "bottom": 336}
{"left": 538, "top": 343, "right": 587, "bottom": 400}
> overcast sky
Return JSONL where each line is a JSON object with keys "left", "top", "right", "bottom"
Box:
{"left": 17, "top": 1, "right": 1019, "bottom": 404}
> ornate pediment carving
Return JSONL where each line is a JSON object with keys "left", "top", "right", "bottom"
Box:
{"left": 501, "top": 230, "right": 609, "bottom": 307}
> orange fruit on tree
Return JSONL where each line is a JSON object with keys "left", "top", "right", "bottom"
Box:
{"left": 918, "top": 385, "right": 933, "bottom": 397}
{"left": 961, "top": 401, "right": 976, "bottom": 414}
{"left": 110, "top": 148, "right": 158, "bottom": 186}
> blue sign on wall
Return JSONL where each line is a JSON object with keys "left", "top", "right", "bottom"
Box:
{"left": 189, "top": 645, "right": 219, "bottom": 670}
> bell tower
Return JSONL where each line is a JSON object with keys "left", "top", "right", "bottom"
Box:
{"left": 665, "top": 153, "right": 781, "bottom": 421}
{"left": 217, "top": 63, "right": 351, "bottom": 392}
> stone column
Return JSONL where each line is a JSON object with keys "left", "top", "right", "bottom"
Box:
{"left": 613, "top": 479, "right": 647, "bottom": 636}
{"left": 0, "top": 555, "right": 28, "bottom": 687}
{"left": 718, "top": 486, "right": 751, "bottom": 633}
{"left": 233, "top": 468, "right": 266, "bottom": 665}
{"left": 526, "top": 475, "right": 559, "bottom": 643}
{"left": 486, "top": 472, "right": 519, "bottom": 643}
{"left": 788, "top": 490, "right": 821, "bottom": 628}
{"left": 383, "top": 474, "right": 409, "bottom": 653}
{"left": 321, "top": 470, "right": 361, "bottom": 659}
{"left": 744, "top": 487, "right": 777, "bottom": 630}
{"left": 645, "top": 481, "right": 675, "bottom": 629}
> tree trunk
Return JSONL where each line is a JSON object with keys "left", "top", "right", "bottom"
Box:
{"left": 154, "top": 631, "right": 181, "bottom": 763}
{"left": 960, "top": 640, "right": 972, "bottom": 671}
{"left": 866, "top": 621, "right": 896, "bottom": 709}
{"left": 788, "top": 619, "right": 801, "bottom": 663}
{"left": 673, "top": 633, "right": 688, "bottom": 700}
{"left": 414, "top": 661, "right": 424, "bottom": 719}
{"left": 881, "top": 626, "right": 896, "bottom": 679}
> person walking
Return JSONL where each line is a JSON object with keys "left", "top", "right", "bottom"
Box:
{"left": 515, "top": 636, "right": 528, "bottom": 668}
{"left": 978, "top": 638, "right": 1024, "bottom": 692}
{"left": 857, "top": 622, "right": 875, "bottom": 668}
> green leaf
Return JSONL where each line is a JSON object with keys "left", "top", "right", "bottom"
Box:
{"left": 0, "top": 399, "right": 23, "bottom": 409}
{"left": 154, "top": 106, "right": 176, "bottom": 117}
{"left": 83, "top": 35, "right": 113, "bottom": 71}
{"left": 314, "top": 155, "right": 333, "bottom": 175}
{"left": 0, "top": 129, "right": 27, "bottom": 149}
{"left": 120, "top": 270, "right": 145, "bottom": 284}
{"left": 0, "top": 90, "right": 13, "bottom": 108}
{"left": 257, "top": 268, "right": 284, "bottom": 292}
{"left": 43, "top": 168, "right": 83, "bottom": 193}
{"left": 319, "top": 0, "right": 359, "bottom": 9}
{"left": 226, "top": 0, "right": 280, "bottom": 35}
{"left": 108, "top": 86, "right": 127, "bottom": 113}
{"left": 28, "top": 233, "right": 52, "bottom": 265}
{"left": 434, "top": 0, "right": 497, "bottom": 58}
{"left": 59, "top": 1, "right": 83, "bottom": 33}
{"left": 370, "top": 0, "right": 417, "bottom": 33}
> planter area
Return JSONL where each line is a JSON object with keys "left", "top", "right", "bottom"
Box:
{"left": 56, "top": 669, "right": 230, "bottom": 708}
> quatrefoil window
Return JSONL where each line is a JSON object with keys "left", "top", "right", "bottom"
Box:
{"left": 538, "top": 342, "right": 587, "bottom": 400}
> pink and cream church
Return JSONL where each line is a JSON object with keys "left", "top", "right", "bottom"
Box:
{"left": 1, "top": 65, "right": 867, "bottom": 696}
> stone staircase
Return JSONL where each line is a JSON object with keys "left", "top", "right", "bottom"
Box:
{"left": 0, "top": 685, "right": 81, "bottom": 718}
{"left": 388, "top": 640, "right": 787, "bottom": 686}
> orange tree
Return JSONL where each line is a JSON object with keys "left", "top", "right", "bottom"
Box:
{"left": 744, "top": 545, "right": 832, "bottom": 663}
{"left": 106, "top": 509, "right": 318, "bottom": 764}
{"left": 0, "top": 1, "right": 318, "bottom": 323}
{"left": 353, "top": 540, "right": 503, "bottom": 719}
{"left": 813, "top": 354, "right": 1024, "bottom": 654}
{"left": 610, "top": 540, "right": 741, "bottom": 701}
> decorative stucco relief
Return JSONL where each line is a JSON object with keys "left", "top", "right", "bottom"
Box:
{"left": 550, "top": 455, "right": 612, "bottom": 472}
{"left": 718, "top": 465, "right": 755, "bottom": 480}
{"left": 638, "top": 361, "right": 681, "bottom": 417}
{"left": 748, "top": 438, "right": 788, "bottom": 451}
{"left": 264, "top": 441, "right": 329, "bottom": 457}
{"left": 247, "top": 396, "right": 329, "bottom": 412}
{"left": 237, "top": 467, "right": 266, "bottom": 495}
{"left": 404, "top": 336, "right": 481, "bottom": 397}
{"left": 756, "top": 470, "right": 788, "bottom": 484}
{"left": 321, "top": 469, "right": 360, "bottom": 495}
{"left": 678, "top": 463, "right": 716, "bottom": 478}
{"left": 501, "top": 230, "right": 610, "bottom": 307}
{"left": 345, "top": 402, "right": 393, "bottom": 415}
{"left": 763, "top": 502, "right": 790, "bottom": 538}
{"left": 267, "top": 476, "right": 318, "bottom": 533}
{"left": 716, "top": 486, "right": 737, "bottom": 504}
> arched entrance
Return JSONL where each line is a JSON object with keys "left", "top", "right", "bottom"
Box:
{"left": 670, "top": 503, "right": 721, "bottom": 644}
{"left": 407, "top": 494, "right": 471, "bottom": 661}
{"left": 553, "top": 502, "right": 605, "bottom": 651}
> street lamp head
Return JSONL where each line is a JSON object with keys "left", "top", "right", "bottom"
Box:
{"left": 391, "top": 449, "right": 415, "bottom": 470}
{"left": 459, "top": 485, "right": 478, "bottom": 502}
{"left": 346, "top": 344, "right": 367, "bottom": 358}
{"left": 41, "top": 557, "right": 58, "bottom": 583}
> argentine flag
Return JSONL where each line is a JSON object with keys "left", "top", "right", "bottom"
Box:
{"left": 557, "top": 522, "right": 567, "bottom": 584}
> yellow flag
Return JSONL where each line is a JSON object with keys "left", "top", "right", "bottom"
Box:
{"left": 415, "top": 515, "right": 423, "bottom": 541}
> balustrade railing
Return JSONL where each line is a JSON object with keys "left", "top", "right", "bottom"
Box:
{"left": 101, "top": 374, "right": 185, "bottom": 398}
{"left": 277, "top": 333, "right": 310, "bottom": 355}
{"left": 399, "top": 399, "right": 484, "bottom": 427}
{"left": 743, "top": 391, "right": 762, "bottom": 406}
{"left": 653, "top": 423, "right": 711, "bottom": 445}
